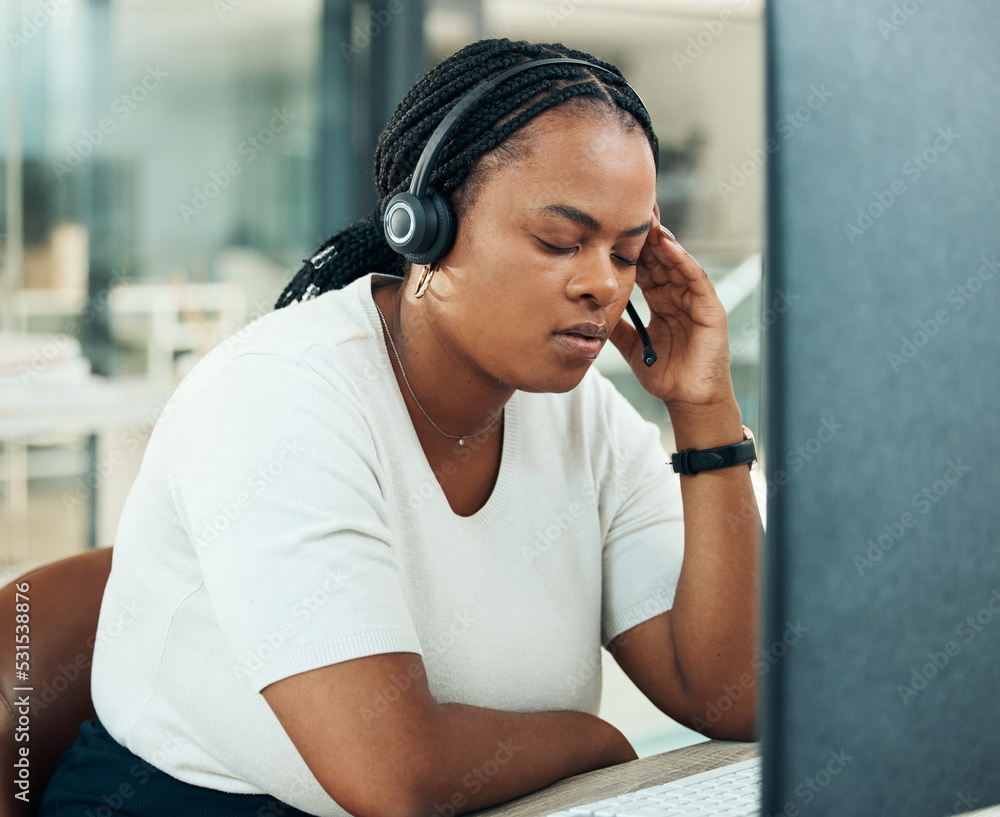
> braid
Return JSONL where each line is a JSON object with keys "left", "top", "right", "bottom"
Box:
{"left": 273, "top": 212, "right": 404, "bottom": 310}
{"left": 274, "top": 38, "right": 658, "bottom": 311}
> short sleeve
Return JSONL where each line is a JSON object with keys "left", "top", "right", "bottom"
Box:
{"left": 167, "top": 352, "right": 423, "bottom": 693}
{"left": 596, "top": 377, "right": 686, "bottom": 648}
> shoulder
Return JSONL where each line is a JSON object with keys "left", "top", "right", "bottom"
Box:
{"left": 164, "top": 275, "right": 383, "bottom": 421}
{"left": 221, "top": 274, "right": 377, "bottom": 374}
{"left": 138, "top": 279, "right": 395, "bottom": 490}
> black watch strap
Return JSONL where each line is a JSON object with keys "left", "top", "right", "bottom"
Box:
{"left": 670, "top": 428, "right": 757, "bottom": 476}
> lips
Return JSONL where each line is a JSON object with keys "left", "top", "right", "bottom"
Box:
{"left": 557, "top": 322, "right": 607, "bottom": 341}
{"left": 552, "top": 321, "right": 607, "bottom": 360}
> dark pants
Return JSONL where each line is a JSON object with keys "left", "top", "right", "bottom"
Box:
{"left": 40, "top": 718, "right": 316, "bottom": 817}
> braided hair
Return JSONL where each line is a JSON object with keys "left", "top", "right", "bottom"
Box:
{"left": 273, "top": 38, "right": 659, "bottom": 310}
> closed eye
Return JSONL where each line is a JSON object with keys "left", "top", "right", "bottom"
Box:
{"left": 614, "top": 255, "right": 640, "bottom": 268}
{"left": 537, "top": 238, "right": 577, "bottom": 255}
{"left": 537, "top": 238, "right": 640, "bottom": 268}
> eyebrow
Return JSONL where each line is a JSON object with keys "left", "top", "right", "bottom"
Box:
{"left": 540, "top": 204, "right": 651, "bottom": 238}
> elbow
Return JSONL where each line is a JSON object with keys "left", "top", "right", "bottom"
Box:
{"left": 317, "top": 785, "right": 430, "bottom": 817}
{"left": 683, "top": 695, "right": 757, "bottom": 742}
{"left": 701, "top": 712, "right": 757, "bottom": 742}
{"left": 374, "top": 783, "right": 460, "bottom": 817}
{"left": 673, "top": 677, "right": 757, "bottom": 742}
{"left": 312, "top": 768, "right": 437, "bottom": 817}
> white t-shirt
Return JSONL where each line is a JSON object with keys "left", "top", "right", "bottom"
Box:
{"left": 90, "top": 271, "right": 686, "bottom": 816}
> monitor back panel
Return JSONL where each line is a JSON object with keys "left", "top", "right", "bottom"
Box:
{"left": 762, "top": 2, "right": 1000, "bottom": 815}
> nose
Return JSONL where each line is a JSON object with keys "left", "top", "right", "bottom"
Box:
{"left": 565, "top": 251, "right": 621, "bottom": 308}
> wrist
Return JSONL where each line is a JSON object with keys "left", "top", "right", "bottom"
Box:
{"left": 666, "top": 398, "right": 744, "bottom": 451}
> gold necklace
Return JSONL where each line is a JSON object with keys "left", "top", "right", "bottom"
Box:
{"left": 373, "top": 300, "right": 503, "bottom": 446}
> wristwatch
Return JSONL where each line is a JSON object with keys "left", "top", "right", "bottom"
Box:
{"left": 670, "top": 425, "right": 757, "bottom": 475}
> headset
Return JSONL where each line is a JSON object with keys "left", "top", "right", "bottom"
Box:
{"left": 381, "top": 57, "right": 658, "bottom": 367}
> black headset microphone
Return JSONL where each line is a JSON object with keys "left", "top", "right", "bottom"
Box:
{"left": 380, "top": 57, "right": 658, "bottom": 368}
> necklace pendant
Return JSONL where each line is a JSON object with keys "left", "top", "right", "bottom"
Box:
{"left": 458, "top": 438, "right": 465, "bottom": 446}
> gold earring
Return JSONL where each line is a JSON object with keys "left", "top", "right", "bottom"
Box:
{"left": 414, "top": 264, "right": 436, "bottom": 299}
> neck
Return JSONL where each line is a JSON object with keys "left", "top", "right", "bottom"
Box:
{"left": 373, "top": 277, "right": 514, "bottom": 443}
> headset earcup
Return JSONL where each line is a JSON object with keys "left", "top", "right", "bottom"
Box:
{"left": 405, "top": 188, "right": 456, "bottom": 266}
{"left": 383, "top": 191, "right": 435, "bottom": 255}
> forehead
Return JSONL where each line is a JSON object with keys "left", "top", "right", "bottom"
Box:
{"left": 470, "top": 106, "right": 657, "bottom": 213}
{"left": 497, "top": 102, "right": 651, "bottom": 161}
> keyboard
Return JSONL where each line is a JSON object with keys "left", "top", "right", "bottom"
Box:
{"left": 544, "top": 756, "right": 761, "bottom": 817}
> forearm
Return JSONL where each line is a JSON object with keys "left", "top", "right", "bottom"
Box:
{"left": 667, "top": 397, "right": 762, "bottom": 737}
{"left": 406, "top": 702, "right": 637, "bottom": 816}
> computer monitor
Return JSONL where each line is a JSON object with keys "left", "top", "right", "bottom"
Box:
{"left": 761, "top": 2, "right": 1000, "bottom": 815}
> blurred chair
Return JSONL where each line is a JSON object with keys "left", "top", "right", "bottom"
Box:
{"left": 0, "top": 547, "right": 113, "bottom": 816}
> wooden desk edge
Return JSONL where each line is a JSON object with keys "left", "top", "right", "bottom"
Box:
{"left": 464, "top": 739, "right": 1000, "bottom": 817}
{"left": 466, "top": 739, "right": 758, "bottom": 817}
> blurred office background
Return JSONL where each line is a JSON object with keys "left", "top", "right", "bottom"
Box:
{"left": 1, "top": 0, "right": 765, "bottom": 756}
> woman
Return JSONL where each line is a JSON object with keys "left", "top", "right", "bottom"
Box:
{"left": 42, "top": 38, "right": 761, "bottom": 817}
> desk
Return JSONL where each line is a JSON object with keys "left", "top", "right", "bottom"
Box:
{"left": 1, "top": 375, "right": 173, "bottom": 561}
{"left": 466, "top": 740, "right": 1000, "bottom": 817}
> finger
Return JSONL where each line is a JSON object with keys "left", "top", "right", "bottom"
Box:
{"left": 643, "top": 211, "right": 661, "bottom": 251}
{"left": 637, "top": 213, "right": 661, "bottom": 285}
{"left": 638, "top": 233, "right": 715, "bottom": 297}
